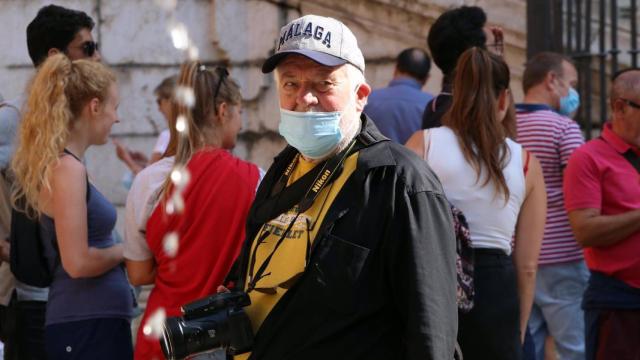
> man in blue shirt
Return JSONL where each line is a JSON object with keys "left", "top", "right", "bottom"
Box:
{"left": 364, "top": 48, "right": 433, "bottom": 144}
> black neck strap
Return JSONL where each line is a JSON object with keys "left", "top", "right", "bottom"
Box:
{"left": 246, "top": 140, "right": 357, "bottom": 293}
{"left": 63, "top": 148, "right": 81, "bottom": 162}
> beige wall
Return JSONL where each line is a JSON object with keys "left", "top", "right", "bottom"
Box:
{"left": 0, "top": 0, "right": 528, "bottom": 233}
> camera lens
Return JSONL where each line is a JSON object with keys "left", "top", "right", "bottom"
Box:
{"left": 160, "top": 292, "right": 253, "bottom": 359}
{"left": 160, "top": 310, "right": 229, "bottom": 360}
{"left": 160, "top": 317, "right": 183, "bottom": 360}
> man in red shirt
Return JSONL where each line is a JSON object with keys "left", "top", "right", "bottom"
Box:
{"left": 564, "top": 68, "right": 640, "bottom": 360}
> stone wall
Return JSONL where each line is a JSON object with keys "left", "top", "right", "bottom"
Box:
{"left": 0, "top": 0, "right": 527, "bottom": 233}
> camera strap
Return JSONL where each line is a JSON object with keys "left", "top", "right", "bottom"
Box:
{"left": 246, "top": 140, "right": 357, "bottom": 293}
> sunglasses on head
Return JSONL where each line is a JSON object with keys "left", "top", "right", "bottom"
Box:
{"left": 82, "top": 41, "right": 99, "bottom": 57}
{"left": 213, "top": 67, "right": 229, "bottom": 103}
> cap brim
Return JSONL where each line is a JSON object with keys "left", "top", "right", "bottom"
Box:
{"left": 261, "top": 49, "right": 348, "bottom": 73}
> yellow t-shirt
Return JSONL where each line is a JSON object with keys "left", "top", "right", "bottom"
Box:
{"left": 236, "top": 152, "right": 358, "bottom": 360}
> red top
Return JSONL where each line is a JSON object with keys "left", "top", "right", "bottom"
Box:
{"left": 134, "top": 148, "right": 259, "bottom": 360}
{"left": 564, "top": 123, "right": 640, "bottom": 288}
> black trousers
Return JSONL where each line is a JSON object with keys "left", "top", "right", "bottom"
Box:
{"left": 45, "top": 318, "right": 132, "bottom": 360}
{"left": 458, "top": 248, "right": 522, "bottom": 360}
{"left": 0, "top": 298, "right": 46, "bottom": 360}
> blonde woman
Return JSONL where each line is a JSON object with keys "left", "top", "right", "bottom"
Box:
{"left": 11, "top": 54, "right": 133, "bottom": 359}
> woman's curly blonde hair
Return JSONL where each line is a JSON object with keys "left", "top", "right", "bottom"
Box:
{"left": 11, "top": 53, "right": 115, "bottom": 218}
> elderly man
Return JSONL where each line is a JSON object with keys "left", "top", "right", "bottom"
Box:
{"left": 564, "top": 68, "right": 640, "bottom": 360}
{"left": 232, "top": 14, "right": 457, "bottom": 360}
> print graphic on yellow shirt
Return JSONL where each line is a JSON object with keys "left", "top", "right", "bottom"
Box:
{"left": 235, "top": 152, "right": 358, "bottom": 360}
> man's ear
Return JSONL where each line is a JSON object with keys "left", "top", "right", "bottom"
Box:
{"left": 355, "top": 83, "right": 372, "bottom": 112}
{"left": 544, "top": 71, "right": 557, "bottom": 92}
{"left": 47, "top": 48, "right": 62, "bottom": 57}
{"left": 611, "top": 98, "right": 625, "bottom": 115}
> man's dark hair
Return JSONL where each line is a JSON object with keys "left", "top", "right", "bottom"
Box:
{"left": 427, "top": 6, "right": 487, "bottom": 79}
{"left": 26, "top": 4, "right": 95, "bottom": 66}
{"left": 396, "top": 48, "right": 431, "bottom": 83}
{"left": 522, "top": 52, "right": 574, "bottom": 93}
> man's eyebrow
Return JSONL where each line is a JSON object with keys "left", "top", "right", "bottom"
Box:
{"left": 278, "top": 70, "right": 299, "bottom": 79}
{"left": 312, "top": 67, "right": 339, "bottom": 78}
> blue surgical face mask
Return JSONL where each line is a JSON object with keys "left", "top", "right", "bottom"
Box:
{"left": 559, "top": 87, "right": 580, "bottom": 116}
{"left": 278, "top": 109, "right": 343, "bottom": 159}
{"left": 278, "top": 88, "right": 357, "bottom": 159}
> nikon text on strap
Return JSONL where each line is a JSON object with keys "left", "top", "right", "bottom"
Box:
{"left": 246, "top": 140, "right": 357, "bottom": 293}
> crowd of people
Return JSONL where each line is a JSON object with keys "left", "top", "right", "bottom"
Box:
{"left": 0, "top": 3, "right": 638, "bottom": 360}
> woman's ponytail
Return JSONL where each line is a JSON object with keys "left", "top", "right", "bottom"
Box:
{"left": 11, "top": 54, "right": 115, "bottom": 218}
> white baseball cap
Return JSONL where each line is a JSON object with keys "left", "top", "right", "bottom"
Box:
{"left": 262, "top": 14, "right": 365, "bottom": 74}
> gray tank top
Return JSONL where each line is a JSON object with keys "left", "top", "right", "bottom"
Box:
{"left": 40, "top": 181, "right": 133, "bottom": 326}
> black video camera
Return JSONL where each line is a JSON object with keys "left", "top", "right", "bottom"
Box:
{"left": 160, "top": 291, "right": 253, "bottom": 360}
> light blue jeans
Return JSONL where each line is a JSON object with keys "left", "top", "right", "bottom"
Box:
{"left": 527, "top": 260, "right": 590, "bottom": 360}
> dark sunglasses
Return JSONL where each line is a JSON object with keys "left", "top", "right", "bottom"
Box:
{"left": 619, "top": 98, "right": 640, "bottom": 110}
{"left": 82, "top": 41, "right": 99, "bottom": 57}
{"left": 213, "top": 67, "right": 229, "bottom": 103}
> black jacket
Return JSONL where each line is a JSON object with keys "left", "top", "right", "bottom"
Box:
{"left": 235, "top": 115, "right": 458, "bottom": 360}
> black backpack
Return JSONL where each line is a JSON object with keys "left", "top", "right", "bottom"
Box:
{"left": 9, "top": 150, "right": 89, "bottom": 287}
{"left": 9, "top": 202, "right": 52, "bottom": 287}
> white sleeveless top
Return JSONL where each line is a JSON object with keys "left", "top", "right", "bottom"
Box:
{"left": 425, "top": 127, "right": 526, "bottom": 255}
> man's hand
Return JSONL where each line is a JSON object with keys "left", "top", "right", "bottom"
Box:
{"left": 487, "top": 26, "right": 504, "bottom": 56}
{"left": 113, "top": 138, "right": 131, "bottom": 162}
{"left": 129, "top": 150, "right": 149, "bottom": 168}
{"left": 112, "top": 138, "right": 147, "bottom": 174}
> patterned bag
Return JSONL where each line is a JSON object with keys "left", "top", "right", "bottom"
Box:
{"left": 451, "top": 205, "right": 474, "bottom": 313}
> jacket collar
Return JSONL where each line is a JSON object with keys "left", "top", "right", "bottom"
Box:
{"left": 355, "top": 114, "right": 395, "bottom": 169}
